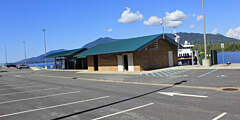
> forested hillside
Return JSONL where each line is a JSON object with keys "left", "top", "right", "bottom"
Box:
{"left": 193, "top": 42, "right": 240, "bottom": 53}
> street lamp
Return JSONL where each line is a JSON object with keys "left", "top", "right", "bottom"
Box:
{"left": 202, "top": 0, "right": 209, "bottom": 66}
{"left": 4, "top": 44, "right": 8, "bottom": 65}
{"left": 174, "top": 33, "right": 180, "bottom": 65}
{"left": 22, "top": 40, "right": 27, "bottom": 65}
{"left": 42, "top": 28, "right": 47, "bottom": 69}
{"left": 161, "top": 18, "right": 165, "bottom": 39}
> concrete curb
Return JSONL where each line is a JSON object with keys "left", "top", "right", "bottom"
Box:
{"left": 37, "top": 64, "right": 240, "bottom": 75}
{"left": 75, "top": 71, "right": 142, "bottom": 75}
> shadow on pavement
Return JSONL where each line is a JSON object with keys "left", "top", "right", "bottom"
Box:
{"left": 51, "top": 80, "right": 187, "bottom": 120}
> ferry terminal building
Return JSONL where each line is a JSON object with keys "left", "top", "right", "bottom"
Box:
{"left": 47, "top": 34, "right": 179, "bottom": 72}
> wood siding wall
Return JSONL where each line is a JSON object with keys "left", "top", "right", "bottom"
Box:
{"left": 87, "top": 54, "right": 118, "bottom": 71}
{"left": 134, "top": 38, "right": 178, "bottom": 71}
{"left": 87, "top": 38, "right": 178, "bottom": 71}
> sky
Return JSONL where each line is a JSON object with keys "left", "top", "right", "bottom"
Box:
{"left": 1, "top": 0, "right": 240, "bottom": 63}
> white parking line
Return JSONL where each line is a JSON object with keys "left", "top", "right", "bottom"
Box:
{"left": 0, "top": 87, "right": 61, "bottom": 96}
{"left": 0, "top": 90, "right": 81, "bottom": 105}
{"left": 212, "top": 112, "right": 227, "bottom": 120}
{"left": 155, "top": 72, "right": 164, "bottom": 77}
{"left": 0, "top": 85, "right": 46, "bottom": 91}
{"left": 160, "top": 71, "right": 169, "bottom": 77}
{"left": 198, "top": 70, "right": 217, "bottom": 78}
{"left": 91, "top": 103, "right": 154, "bottom": 120}
{"left": 0, "top": 96, "right": 109, "bottom": 118}
{"left": 0, "top": 82, "right": 36, "bottom": 87}
{"left": 144, "top": 73, "right": 149, "bottom": 77}
{"left": 0, "top": 81, "right": 31, "bottom": 84}
{"left": 150, "top": 73, "right": 156, "bottom": 77}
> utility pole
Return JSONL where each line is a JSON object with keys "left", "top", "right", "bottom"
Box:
{"left": 221, "top": 43, "right": 224, "bottom": 64}
{"left": 202, "top": 0, "right": 209, "bottom": 66}
{"left": 174, "top": 33, "right": 180, "bottom": 65}
{"left": 4, "top": 44, "right": 8, "bottom": 65}
{"left": 161, "top": 19, "right": 165, "bottom": 39}
{"left": 162, "top": 25, "right": 165, "bottom": 39}
{"left": 42, "top": 28, "right": 47, "bottom": 69}
{"left": 22, "top": 40, "right": 27, "bottom": 64}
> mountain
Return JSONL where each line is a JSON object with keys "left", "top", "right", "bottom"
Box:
{"left": 83, "top": 33, "right": 240, "bottom": 49}
{"left": 82, "top": 37, "right": 122, "bottom": 48}
{"left": 15, "top": 49, "right": 66, "bottom": 64}
{"left": 166, "top": 32, "right": 239, "bottom": 44}
{"left": 15, "top": 33, "right": 239, "bottom": 64}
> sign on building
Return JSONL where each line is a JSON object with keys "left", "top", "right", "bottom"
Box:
{"left": 221, "top": 43, "right": 224, "bottom": 49}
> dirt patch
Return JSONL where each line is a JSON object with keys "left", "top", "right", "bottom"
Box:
{"left": 220, "top": 87, "right": 240, "bottom": 92}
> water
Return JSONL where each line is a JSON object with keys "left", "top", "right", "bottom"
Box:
{"left": 217, "top": 51, "right": 240, "bottom": 64}
{"left": 28, "top": 62, "right": 55, "bottom": 69}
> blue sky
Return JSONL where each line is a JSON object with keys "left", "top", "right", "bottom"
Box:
{"left": 1, "top": 0, "right": 240, "bottom": 63}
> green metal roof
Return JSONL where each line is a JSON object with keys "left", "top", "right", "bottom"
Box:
{"left": 75, "top": 34, "right": 178, "bottom": 58}
{"left": 46, "top": 48, "right": 86, "bottom": 58}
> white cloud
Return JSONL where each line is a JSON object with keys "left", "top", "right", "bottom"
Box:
{"left": 192, "top": 14, "right": 197, "bottom": 17}
{"left": 165, "top": 20, "right": 183, "bottom": 28}
{"left": 143, "top": 10, "right": 186, "bottom": 28}
{"left": 164, "top": 10, "right": 187, "bottom": 21}
{"left": 211, "top": 28, "right": 218, "bottom": 34}
{"left": 162, "top": 10, "right": 187, "bottom": 28}
{"left": 196, "top": 15, "right": 203, "bottom": 21}
{"left": 226, "top": 27, "right": 240, "bottom": 39}
{"left": 190, "top": 24, "right": 195, "bottom": 29}
{"left": 104, "top": 28, "right": 113, "bottom": 32}
{"left": 143, "top": 16, "right": 163, "bottom": 26}
{"left": 118, "top": 7, "right": 143, "bottom": 23}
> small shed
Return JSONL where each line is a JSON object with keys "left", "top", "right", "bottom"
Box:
{"left": 75, "top": 34, "right": 179, "bottom": 72}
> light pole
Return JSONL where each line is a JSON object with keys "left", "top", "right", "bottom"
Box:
{"left": 4, "top": 44, "right": 8, "bottom": 65}
{"left": 42, "top": 28, "right": 47, "bottom": 69}
{"left": 161, "top": 18, "right": 165, "bottom": 39}
{"left": 22, "top": 40, "right": 27, "bottom": 65}
{"left": 202, "top": 0, "right": 209, "bottom": 66}
{"left": 174, "top": 33, "right": 180, "bottom": 65}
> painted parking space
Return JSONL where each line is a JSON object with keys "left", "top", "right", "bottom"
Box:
{"left": 0, "top": 84, "right": 113, "bottom": 119}
{"left": 197, "top": 69, "right": 218, "bottom": 78}
{"left": 0, "top": 96, "right": 110, "bottom": 119}
{"left": 0, "top": 69, "right": 239, "bottom": 120}
{"left": 81, "top": 96, "right": 218, "bottom": 120}
{"left": 141, "top": 69, "right": 190, "bottom": 78}
{"left": 91, "top": 103, "right": 154, "bottom": 120}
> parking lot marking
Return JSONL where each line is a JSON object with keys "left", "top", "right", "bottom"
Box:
{"left": 0, "top": 96, "right": 109, "bottom": 118}
{"left": 0, "top": 90, "right": 81, "bottom": 105}
{"left": 144, "top": 73, "right": 149, "bottom": 77}
{"left": 38, "top": 75, "right": 240, "bottom": 92}
{"left": 91, "top": 103, "right": 154, "bottom": 120}
{"left": 0, "top": 82, "right": 36, "bottom": 87}
{"left": 0, "top": 85, "right": 46, "bottom": 91}
{"left": 155, "top": 72, "right": 164, "bottom": 77}
{"left": 0, "top": 87, "right": 60, "bottom": 96}
{"left": 150, "top": 73, "right": 156, "bottom": 77}
{"left": 143, "top": 69, "right": 190, "bottom": 78}
{"left": 158, "top": 92, "right": 208, "bottom": 98}
{"left": 198, "top": 69, "right": 217, "bottom": 78}
{"left": 160, "top": 71, "right": 169, "bottom": 77}
{"left": 212, "top": 112, "right": 227, "bottom": 120}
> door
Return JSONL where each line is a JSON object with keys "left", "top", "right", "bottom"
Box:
{"left": 168, "top": 51, "right": 174, "bottom": 67}
{"left": 123, "top": 55, "right": 128, "bottom": 71}
{"left": 93, "top": 55, "right": 98, "bottom": 71}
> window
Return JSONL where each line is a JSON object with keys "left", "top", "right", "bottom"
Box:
{"left": 153, "top": 41, "right": 158, "bottom": 49}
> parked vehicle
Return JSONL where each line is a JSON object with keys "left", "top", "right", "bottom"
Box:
{"left": 5, "top": 64, "right": 17, "bottom": 68}
{"left": 17, "top": 64, "right": 30, "bottom": 69}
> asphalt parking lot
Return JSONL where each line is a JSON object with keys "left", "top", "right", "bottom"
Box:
{"left": 0, "top": 68, "right": 239, "bottom": 120}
